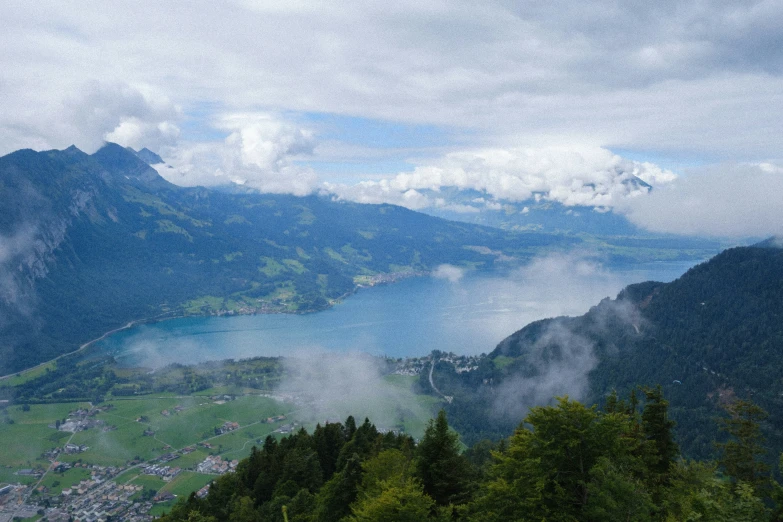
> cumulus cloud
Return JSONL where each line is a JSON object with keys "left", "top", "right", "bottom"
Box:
{"left": 321, "top": 180, "right": 431, "bottom": 209}
{"left": 157, "top": 113, "right": 318, "bottom": 196}
{"left": 619, "top": 163, "right": 783, "bottom": 238}
{"left": 2, "top": 2, "right": 783, "bottom": 161}
{"left": 63, "top": 81, "right": 181, "bottom": 152}
{"left": 432, "top": 264, "right": 465, "bottom": 283}
{"left": 326, "top": 146, "right": 675, "bottom": 210}
{"left": 433, "top": 199, "right": 482, "bottom": 214}
{"left": 1, "top": 0, "right": 782, "bottom": 247}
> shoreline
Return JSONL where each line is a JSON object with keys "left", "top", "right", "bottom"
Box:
{"left": 0, "top": 311, "right": 181, "bottom": 381}
{"left": 0, "top": 270, "right": 432, "bottom": 381}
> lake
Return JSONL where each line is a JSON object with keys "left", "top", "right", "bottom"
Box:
{"left": 92, "top": 257, "right": 702, "bottom": 367}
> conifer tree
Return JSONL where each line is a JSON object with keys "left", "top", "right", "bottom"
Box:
{"left": 641, "top": 385, "right": 678, "bottom": 481}
{"left": 415, "top": 409, "right": 473, "bottom": 507}
{"left": 717, "top": 399, "right": 770, "bottom": 492}
{"left": 314, "top": 455, "right": 363, "bottom": 522}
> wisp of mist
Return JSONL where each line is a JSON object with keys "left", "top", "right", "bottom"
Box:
{"left": 100, "top": 250, "right": 696, "bottom": 368}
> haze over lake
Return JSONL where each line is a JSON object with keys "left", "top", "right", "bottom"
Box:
{"left": 94, "top": 256, "right": 701, "bottom": 368}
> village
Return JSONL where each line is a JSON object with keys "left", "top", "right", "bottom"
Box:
{"left": 1, "top": 447, "right": 248, "bottom": 521}
{"left": 0, "top": 403, "right": 293, "bottom": 522}
{"left": 392, "top": 352, "right": 483, "bottom": 376}
{"left": 0, "top": 355, "right": 438, "bottom": 522}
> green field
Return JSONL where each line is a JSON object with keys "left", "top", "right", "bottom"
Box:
{"left": 150, "top": 500, "right": 178, "bottom": 517}
{"left": 63, "top": 396, "right": 290, "bottom": 466}
{"left": 0, "top": 361, "right": 58, "bottom": 387}
{"left": 0, "top": 396, "right": 292, "bottom": 471}
{"left": 384, "top": 375, "right": 443, "bottom": 438}
{"left": 0, "top": 354, "right": 443, "bottom": 512}
{"left": 39, "top": 467, "right": 92, "bottom": 495}
{"left": 128, "top": 473, "right": 167, "bottom": 492}
{"left": 161, "top": 471, "right": 213, "bottom": 497}
{"left": 0, "top": 402, "right": 91, "bottom": 470}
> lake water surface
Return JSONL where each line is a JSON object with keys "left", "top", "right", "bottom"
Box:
{"left": 93, "top": 258, "right": 702, "bottom": 368}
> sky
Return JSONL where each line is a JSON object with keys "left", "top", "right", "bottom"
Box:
{"left": 2, "top": 1, "right": 782, "bottom": 237}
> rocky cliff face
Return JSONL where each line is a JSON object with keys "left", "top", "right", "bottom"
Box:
{"left": 0, "top": 144, "right": 165, "bottom": 371}
{"left": 0, "top": 145, "right": 137, "bottom": 305}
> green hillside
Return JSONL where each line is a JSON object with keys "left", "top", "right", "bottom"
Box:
{"left": 0, "top": 143, "right": 718, "bottom": 375}
{"left": 0, "top": 144, "right": 568, "bottom": 374}
{"left": 427, "top": 244, "right": 783, "bottom": 461}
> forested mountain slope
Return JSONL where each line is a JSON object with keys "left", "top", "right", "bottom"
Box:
{"left": 0, "top": 144, "right": 573, "bottom": 374}
{"left": 431, "top": 244, "right": 783, "bottom": 460}
{"left": 0, "top": 143, "right": 718, "bottom": 375}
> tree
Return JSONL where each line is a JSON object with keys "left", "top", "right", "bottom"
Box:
{"left": 348, "top": 481, "right": 441, "bottom": 522}
{"left": 313, "top": 455, "right": 363, "bottom": 522}
{"left": 336, "top": 418, "right": 379, "bottom": 472}
{"left": 254, "top": 436, "right": 282, "bottom": 503}
{"left": 640, "top": 385, "right": 678, "bottom": 496}
{"left": 716, "top": 399, "right": 770, "bottom": 492}
{"left": 586, "top": 457, "right": 654, "bottom": 522}
{"left": 229, "top": 495, "right": 261, "bottom": 522}
{"left": 470, "top": 397, "right": 647, "bottom": 522}
{"left": 661, "top": 460, "right": 769, "bottom": 522}
{"left": 313, "top": 422, "right": 346, "bottom": 481}
{"left": 416, "top": 410, "right": 473, "bottom": 507}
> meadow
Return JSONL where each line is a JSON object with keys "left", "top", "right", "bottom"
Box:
{"left": 0, "top": 395, "right": 292, "bottom": 477}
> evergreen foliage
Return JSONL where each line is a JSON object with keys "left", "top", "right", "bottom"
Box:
{"left": 429, "top": 245, "right": 783, "bottom": 462}
{"left": 415, "top": 410, "right": 474, "bottom": 507}
{"left": 716, "top": 399, "right": 770, "bottom": 493}
{"left": 158, "top": 394, "right": 783, "bottom": 522}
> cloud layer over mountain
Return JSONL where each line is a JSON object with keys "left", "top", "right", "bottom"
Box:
{"left": 620, "top": 163, "right": 783, "bottom": 238}
{"left": 155, "top": 113, "right": 318, "bottom": 196}
{"left": 324, "top": 146, "right": 677, "bottom": 210}
{"left": 2, "top": 1, "right": 782, "bottom": 238}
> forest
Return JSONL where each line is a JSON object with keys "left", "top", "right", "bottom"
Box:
{"left": 426, "top": 245, "right": 783, "bottom": 463}
{"left": 158, "top": 389, "right": 783, "bottom": 522}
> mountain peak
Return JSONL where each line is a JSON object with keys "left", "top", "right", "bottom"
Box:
{"left": 136, "top": 147, "right": 164, "bottom": 165}
{"left": 92, "top": 142, "right": 172, "bottom": 189}
{"left": 125, "top": 146, "right": 164, "bottom": 166}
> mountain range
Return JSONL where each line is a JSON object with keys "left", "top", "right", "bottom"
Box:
{"left": 0, "top": 143, "right": 718, "bottom": 375}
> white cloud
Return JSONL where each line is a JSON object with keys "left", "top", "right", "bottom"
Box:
{"left": 493, "top": 322, "right": 598, "bottom": 419}
{"left": 63, "top": 81, "right": 181, "bottom": 153}
{"left": 0, "top": 1, "right": 780, "bottom": 238}
{"left": 432, "top": 264, "right": 465, "bottom": 283}
{"left": 278, "top": 352, "right": 433, "bottom": 429}
{"left": 619, "top": 163, "right": 783, "bottom": 238}
{"left": 0, "top": 225, "right": 38, "bottom": 309}
{"left": 157, "top": 113, "right": 318, "bottom": 196}
{"left": 326, "top": 146, "right": 676, "bottom": 210}
{"left": 1, "top": 1, "right": 783, "bottom": 161}
{"left": 322, "top": 180, "right": 431, "bottom": 209}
